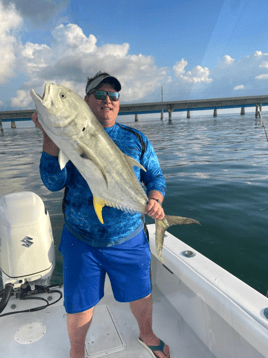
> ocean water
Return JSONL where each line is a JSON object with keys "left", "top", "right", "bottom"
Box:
{"left": 0, "top": 112, "right": 267, "bottom": 295}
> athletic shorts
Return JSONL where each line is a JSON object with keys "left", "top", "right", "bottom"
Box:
{"left": 59, "top": 225, "right": 151, "bottom": 314}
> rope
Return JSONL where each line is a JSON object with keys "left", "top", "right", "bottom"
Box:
{"left": 259, "top": 106, "right": 268, "bottom": 143}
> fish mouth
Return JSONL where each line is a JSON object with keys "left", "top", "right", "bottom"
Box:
{"left": 30, "top": 82, "right": 54, "bottom": 108}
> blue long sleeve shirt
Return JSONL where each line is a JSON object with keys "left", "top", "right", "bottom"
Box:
{"left": 40, "top": 122, "right": 166, "bottom": 247}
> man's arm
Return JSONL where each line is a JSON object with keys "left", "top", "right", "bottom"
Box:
{"left": 148, "top": 190, "right": 164, "bottom": 204}
{"left": 139, "top": 135, "right": 166, "bottom": 221}
{"left": 43, "top": 133, "right": 60, "bottom": 157}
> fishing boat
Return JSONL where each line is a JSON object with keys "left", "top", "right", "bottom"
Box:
{"left": 0, "top": 191, "right": 267, "bottom": 358}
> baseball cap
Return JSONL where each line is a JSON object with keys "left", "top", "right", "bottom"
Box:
{"left": 86, "top": 71, "right": 121, "bottom": 95}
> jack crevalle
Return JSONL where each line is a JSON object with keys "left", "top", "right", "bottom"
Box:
{"left": 30, "top": 82, "right": 200, "bottom": 262}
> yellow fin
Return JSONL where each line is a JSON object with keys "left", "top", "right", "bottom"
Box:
{"left": 93, "top": 197, "right": 108, "bottom": 224}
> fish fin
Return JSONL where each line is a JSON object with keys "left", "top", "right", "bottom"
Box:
{"left": 93, "top": 197, "right": 110, "bottom": 224}
{"left": 58, "top": 150, "right": 70, "bottom": 170}
{"left": 155, "top": 215, "right": 200, "bottom": 263}
{"left": 77, "top": 141, "right": 108, "bottom": 187}
{"left": 125, "top": 155, "right": 147, "bottom": 172}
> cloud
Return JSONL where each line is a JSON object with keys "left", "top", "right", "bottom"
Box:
{"left": 222, "top": 55, "right": 235, "bottom": 65}
{"left": 1, "top": 0, "right": 69, "bottom": 26}
{"left": 51, "top": 24, "right": 97, "bottom": 57}
{"left": 11, "top": 23, "right": 167, "bottom": 106}
{"left": 0, "top": 2, "right": 22, "bottom": 84}
{"left": 173, "top": 59, "right": 188, "bottom": 76}
{"left": 10, "top": 90, "right": 32, "bottom": 108}
{"left": 5, "top": 17, "right": 268, "bottom": 109}
{"left": 173, "top": 59, "right": 211, "bottom": 84}
{"left": 18, "top": 42, "right": 54, "bottom": 77}
{"left": 187, "top": 51, "right": 268, "bottom": 99}
{"left": 234, "top": 85, "right": 245, "bottom": 90}
{"left": 183, "top": 65, "right": 212, "bottom": 84}
{"left": 256, "top": 74, "right": 268, "bottom": 80}
{"left": 260, "top": 61, "right": 268, "bottom": 69}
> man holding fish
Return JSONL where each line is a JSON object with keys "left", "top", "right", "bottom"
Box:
{"left": 32, "top": 71, "right": 188, "bottom": 358}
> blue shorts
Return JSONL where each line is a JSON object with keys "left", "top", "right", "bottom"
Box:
{"left": 59, "top": 225, "right": 151, "bottom": 314}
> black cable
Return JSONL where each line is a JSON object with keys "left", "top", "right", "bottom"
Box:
{"left": 0, "top": 286, "right": 62, "bottom": 318}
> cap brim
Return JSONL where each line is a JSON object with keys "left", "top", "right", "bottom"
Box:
{"left": 86, "top": 74, "right": 121, "bottom": 94}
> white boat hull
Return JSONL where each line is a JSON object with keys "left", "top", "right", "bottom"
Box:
{"left": 0, "top": 225, "right": 267, "bottom": 358}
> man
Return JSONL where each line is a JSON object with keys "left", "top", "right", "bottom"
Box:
{"left": 32, "top": 71, "right": 170, "bottom": 358}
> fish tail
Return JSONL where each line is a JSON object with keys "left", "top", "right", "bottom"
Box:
{"left": 155, "top": 215, "right": 200, "bottom": 263}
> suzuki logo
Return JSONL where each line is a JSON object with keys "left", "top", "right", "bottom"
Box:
{"left": 21, "top": 236, "right": 34, "bottom": 248}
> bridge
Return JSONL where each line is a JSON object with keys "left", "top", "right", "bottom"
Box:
{"left": 0, "top": 94, "right": 267, "bottom": 129}
{"left": 119, "top": 94, "right": 268, "bottom": 121}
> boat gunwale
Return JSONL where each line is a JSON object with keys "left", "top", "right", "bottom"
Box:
{"left": 147, "top": 224, "right": 268, "bottom": 358}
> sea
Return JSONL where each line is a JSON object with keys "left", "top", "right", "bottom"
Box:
{"left": 0, "top": 111, "right": 267, "bottom": 296}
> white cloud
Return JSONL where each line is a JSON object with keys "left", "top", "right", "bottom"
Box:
{"left": 173, "top": 59, "right": 211, "bottom": 84}
{"left": 10, "top": 23, "right": 167, "bottom": 106}
{"left": 95, "top": 43, "right": 130, "bottom": 59}
{"left": 254, "top": 50, "right": 265, "bottom": 57}
{"left": 260, "top": 61, "right": 268, "bottom": 69}
{"left": 222, "top": 55, "right": 235, "bottom": 65}
{"left": 10, "top": 90, "right": 32, "bottom": 108}
{"left": 183, "top": 65, "right": 212, "bottom": 83}
{"left": 18, "top": 42, "right": 54, "bottom": 77}
{"left": 0, "top": 100, "right": 3, "bottom": 107}
{"left": 51, "top": 24, "right": 97, "bottom": 56}
{"left": 0, "top": 2, "right": 22, "bottom": 84}
{"left": 173, "top": 59, "right": 188, "bottom": 76}
{"left": 191, "top": 51, "right": 268, "bottom": 99}
{"left": 234, "top": 85, "right": 245, "bottom": 90}
{"left": 1, "top": 0, "right": 69, "bottom": 26}
{"left": 256, "top": 74, "right": 268, "bottom": 80}
{"left": 4, "top": 17, "right": 268, "bottom": 109}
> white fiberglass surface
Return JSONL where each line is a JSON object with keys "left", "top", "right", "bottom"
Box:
{"left": 0, "top": 284, "right": 214, "bottom": 358}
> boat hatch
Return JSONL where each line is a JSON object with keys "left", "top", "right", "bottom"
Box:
{"left": 85, "top": 304, "right": 126, "bottom": 357}
{"left": 14, "top": 322, "right": 47, "bottom": 345}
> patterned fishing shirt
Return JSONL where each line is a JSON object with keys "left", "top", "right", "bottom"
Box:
{"left": 40, "top": 122, "right": 166, "bottom": 247}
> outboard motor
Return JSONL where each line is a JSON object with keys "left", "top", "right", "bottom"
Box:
{"left": 0, "top": 191, "right": 55, "bottom": 314}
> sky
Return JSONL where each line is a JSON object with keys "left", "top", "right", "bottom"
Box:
{"left": 1, "top": 0, "right": 268, "bottom": 111}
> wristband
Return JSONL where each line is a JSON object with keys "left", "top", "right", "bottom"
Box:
{"left": 150, "top": 198, "right": 162, "bottom": 206}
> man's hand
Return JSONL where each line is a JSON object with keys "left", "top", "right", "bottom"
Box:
{"left": 145, "top": 191, "right": 165, "bottom": 220}
{"left": 145, "top": 198, "right": 165, "bottom": 221}
{"left": 32, "top": 111, "right": 46, "bottom": 134}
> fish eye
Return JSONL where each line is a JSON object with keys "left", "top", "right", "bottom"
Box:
{"left": 60, "top": 92, "right": 66, "bottom": 99}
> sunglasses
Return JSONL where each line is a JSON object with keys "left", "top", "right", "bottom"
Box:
{"left": 92, "top": 90, "right": 120, "bottom": 102}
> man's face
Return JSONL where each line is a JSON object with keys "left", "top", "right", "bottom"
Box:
{"left": 85, "top": 84, "right": 120, "bottom": 128}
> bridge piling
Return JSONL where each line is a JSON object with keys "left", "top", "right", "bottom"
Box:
{"left": 135, "top": 113, "right": 138, "bottom": 122}
{"left": 11, "top": 121, "right": 16, "bottom": 129}
{"left": 187, "top": 110, "right": 191, "bottom": 119}
{"left": 167, "top": 109, "right": 173, "bottom": 123}
{"left": 241, "top": 107, "right": 245, "bottom": 115}
{"left": 0, "top": 119, "right": 3, "bottom": 132}
{"left": 255, "top": 103, "right": 262, "bottom": 118}
{"left": 213, "top": 109, "right": 218, "bottom": 117}
{"left": 160, "top": 110, "right": 164, "bottom": 121}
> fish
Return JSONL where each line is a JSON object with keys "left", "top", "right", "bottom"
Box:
{"left": 30, "top": 82, "right": 200, "bottom": 262}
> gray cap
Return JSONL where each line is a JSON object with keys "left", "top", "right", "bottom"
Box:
{"left": 86, "top": 71, "right": 121, "bottom": 95}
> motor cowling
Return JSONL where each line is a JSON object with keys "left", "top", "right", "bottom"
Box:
{"left": 0, "top": 192, "right": 55, "bottom": 290}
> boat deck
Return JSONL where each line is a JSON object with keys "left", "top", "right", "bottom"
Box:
{"left": 0, "top": 282, "right": 215, "bottom": 358}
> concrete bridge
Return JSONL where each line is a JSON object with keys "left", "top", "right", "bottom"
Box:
{"left": 119, "top": 94, "right": 268, "bottom": 121}
{"left": 0, "top": 94, "right": 267, "bottom": 129}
